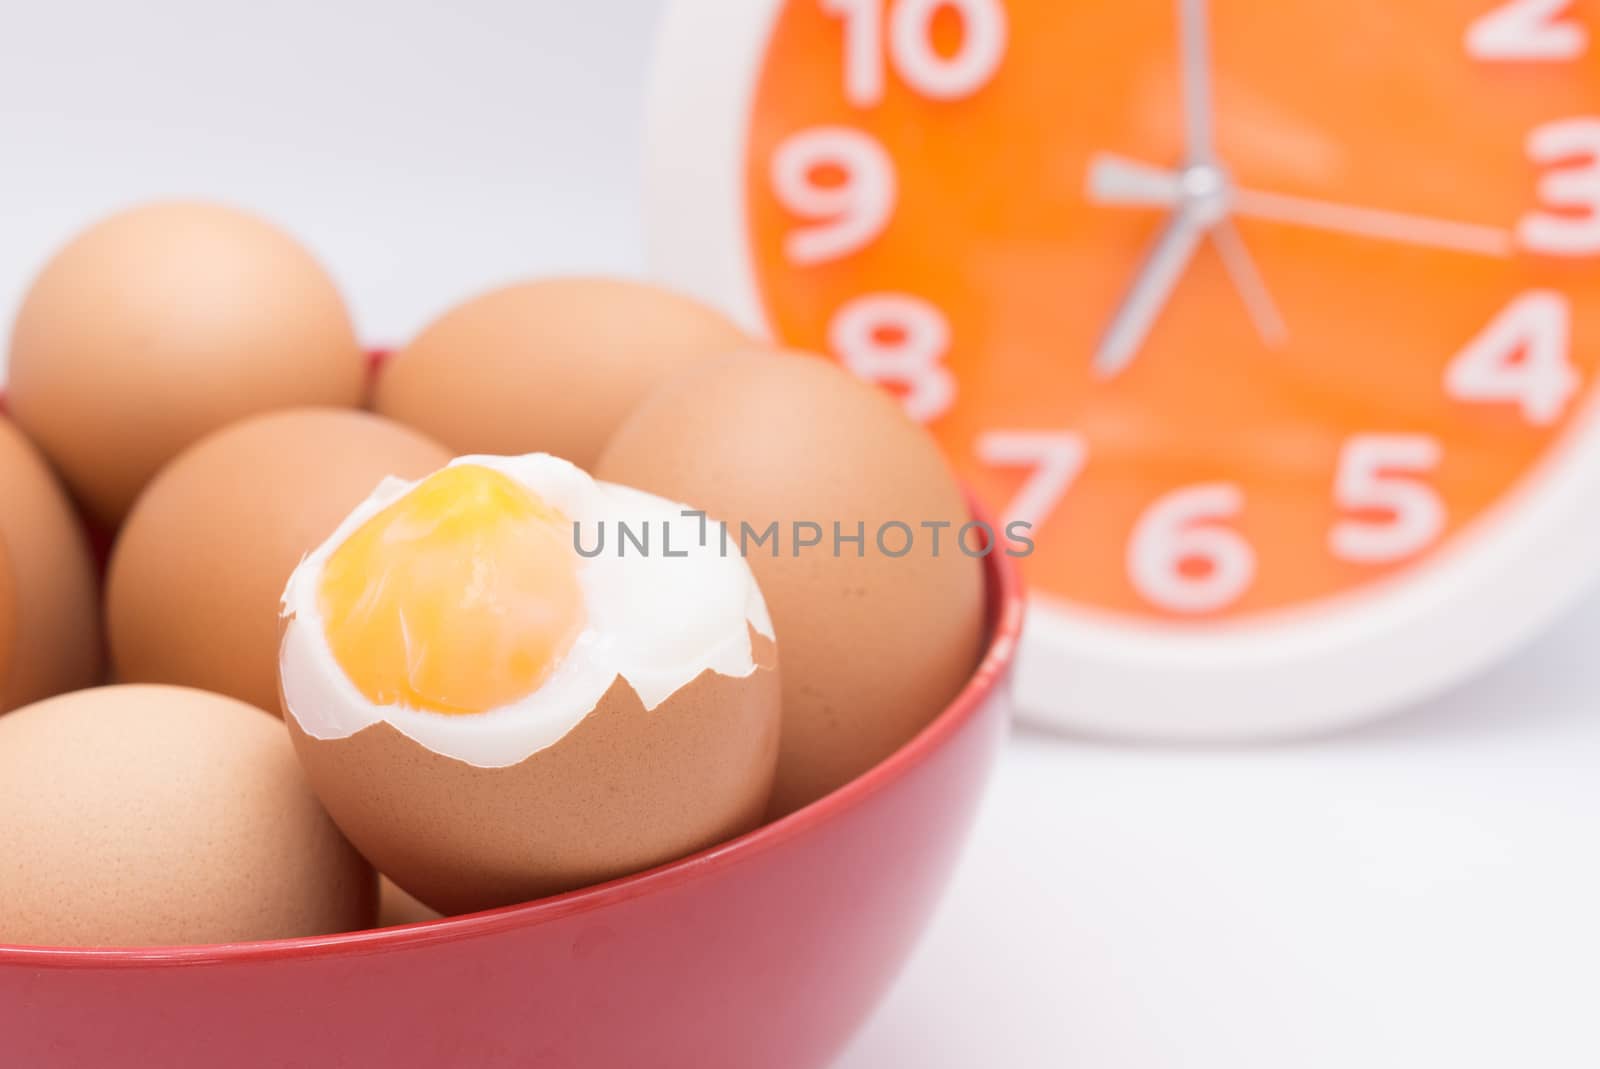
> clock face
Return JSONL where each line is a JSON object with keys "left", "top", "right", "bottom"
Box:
{"left": 745, "top": 0, "right": 1600, "bottom": 621}
{"left": 646, "top": 0, "right": 1600, "bottom": 735}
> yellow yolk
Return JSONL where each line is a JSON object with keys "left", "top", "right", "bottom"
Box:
{"left": 317, "top": 464, "right": 585, "bottom": 715}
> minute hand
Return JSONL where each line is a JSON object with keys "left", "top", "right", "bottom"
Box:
{"left": 1231, "top": 188, "right": 1515, "bottom": 258}
{"left": 1087, "top": 153, "right": 1515, "bottom": 258}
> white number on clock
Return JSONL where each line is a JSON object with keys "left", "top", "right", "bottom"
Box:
{"left": 1330, "top": 435, "right": 1446, "bottom": 564}
{"left": 823, "top": 0, "right": 1008, "bottom": 107}
{"left": 829, "top": 294, "right": 955, "bottom": 422}
{"left": 1519, "top": 117, "right": 1600, "bottom": 256}
{"left": 1467, "top": 0, "right": 1588, "bottom": 61}
{"left": 1128, "top": 485, "right": 1255, "bottom": 615}
{"left": 975, "top": 431, "right": 1088, "bottom": 535}
{"left": 1446, "top": 290, "right": 1577, "bottom": 425}
{"left": 772, "top": 127, "right": 897, "bottom": 265}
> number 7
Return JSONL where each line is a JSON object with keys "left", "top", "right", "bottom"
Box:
{"left": 975, "top": 431, "right": 1088, "bottom": 535}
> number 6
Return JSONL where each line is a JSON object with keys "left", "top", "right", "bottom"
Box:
{"left": 1128, "top": 485, "right": 1256, "bottom": 615}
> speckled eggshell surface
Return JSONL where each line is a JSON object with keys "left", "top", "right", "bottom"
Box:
{"left": 0, "top": 415, "right": 102, "bottom": 712}
{"left": 5, "top": 201, "right": 368, "bottom": 524}
{"left": 373, "top": 278, "right": 753, "bottom": 468}
{"left": 107, "top": 408, "right": 451, "bottom": 715}
{"left": 0, "top": 685, "right": 375, "bottom": 948}
{"left": 288, "top": 631, "right": 781, "bottom": 916}
{"left": 596, "top": 351, "right": 987, "bottom": 817}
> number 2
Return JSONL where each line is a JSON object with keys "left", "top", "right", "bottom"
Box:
{"left": 1466, "top": 0, "right": 1588, "bottom": 61}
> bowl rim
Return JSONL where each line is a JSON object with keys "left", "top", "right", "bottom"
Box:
{"left": 0, "top": 494, "right": 1024, "bottom": 969}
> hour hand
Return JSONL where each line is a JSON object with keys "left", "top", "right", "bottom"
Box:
{"left": 1086, "top": 152, "right": 1183, "bottom": 207}
{"left": 1095, "top": 207, "right": 1207, "bottom": 378}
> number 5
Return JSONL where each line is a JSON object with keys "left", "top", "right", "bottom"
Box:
{"left": 1329, "top": 434, "right": 1445, "bottom": 564}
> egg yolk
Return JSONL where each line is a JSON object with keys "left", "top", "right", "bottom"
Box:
{"left": 317, "top": 464, "right": 585, "bottom": 715}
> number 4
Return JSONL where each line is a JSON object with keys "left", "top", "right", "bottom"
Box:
{"left": 1445, "top": 291, "right": 1577, "bottom": 426}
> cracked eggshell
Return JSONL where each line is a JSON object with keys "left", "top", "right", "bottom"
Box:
{"left": 107, "top": 408, "right": 451, "bottom": 715}
{"left": 0, "top": 416, "right": 102, "bottom": 713}
{"left": 286, "top": 629, "right": 779, "bottom": 916}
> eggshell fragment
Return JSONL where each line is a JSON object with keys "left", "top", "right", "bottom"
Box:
{"left": 597, "top": 351, "right": 986, "bottom": 817}
{"left": 287, "top": 632, "right": 780, "bottom": 916}
{"left": 6, "top": 201, "right": 367, "bottom": 524}
{"left": 0, "top": 416, "right": 102, "bottom": 712}
{"left": 374, "top": 278, "right": 753, "bottom": 468}
{"left": 107, "top": 408, "right": 450, "bottom": 714}
{"left": 0, "top": 685, "right": 375, "bottom": 948}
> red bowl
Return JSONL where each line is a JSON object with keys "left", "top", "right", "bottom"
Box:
{"left": 0, "top": 515, "right": 1020, "bottom": 1068}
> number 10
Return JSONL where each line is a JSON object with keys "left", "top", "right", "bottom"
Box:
{"left": 823, "top": 0, "right": 1009, "bottom": 107}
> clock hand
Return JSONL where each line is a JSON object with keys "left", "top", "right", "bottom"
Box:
{"left": 1212, "top": 219, "right": 1288, "bottom": 347}
{"left": 1087, "top": 152, "right": 1185, "bottom": 204}
{"left": 1086, "top": 155, "right": 1288, "bottom": 350}
{"left": 1094, "top": 207, "right": 1208, "bottom": 378}
{"left": 1087, "top": 153, "right": 1516, "bottom": 258}
{"left": 1229, "top": 188, "right": 1515, "bottom": 258}
{"left": 1092, "top": 0, "right": 1285, "bottom": 373}
{"left": 1179, "top": 0, "right": 1217, "bottom": 165}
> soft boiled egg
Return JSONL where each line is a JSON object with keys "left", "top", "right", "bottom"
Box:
{"left": 279, "top": 454, "right": 780, "bottom": 915}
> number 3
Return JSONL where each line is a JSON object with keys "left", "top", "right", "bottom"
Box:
{"left": 1519, "top": 117, "right": 1600, "bottom": 257}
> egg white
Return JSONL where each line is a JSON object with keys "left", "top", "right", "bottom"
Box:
{"left": 279, "top": 453, "right": 774, "bottom": 768}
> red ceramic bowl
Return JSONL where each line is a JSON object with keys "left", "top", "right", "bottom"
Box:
{"left": 0, "top": 508, "right": 1021, "bottom": 1069}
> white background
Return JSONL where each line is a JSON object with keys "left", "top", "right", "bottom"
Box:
{"left": 4, "top": 3, "right": 1599, "bottom": 1066}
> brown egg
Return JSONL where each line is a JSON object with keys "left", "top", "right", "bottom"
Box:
{"left": 288, "top": 632, "right": 780, "bottom": 916}
{"left": 374, "top": 278, "right": 753, "bottom": 468}
{"left": 6, "top": 201, "right": 367, "bottom": 524}
{"left": 597, "top": 351, "right": 986, "bottom": 816}
{"left": 0, "top": 416, "right": 102, "bottom": 712}
{"left": 0, "top": 685, "right": 374, "bottom": 947}
{"left": 107, "top": 408, "right": 450, "bottom": 714}
{"left": 377, "top": 875, "right": 441, "bottom": 928}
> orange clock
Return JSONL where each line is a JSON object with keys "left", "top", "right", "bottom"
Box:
{"left": 646, "top": 0, "right": 1600, "bottom": 738}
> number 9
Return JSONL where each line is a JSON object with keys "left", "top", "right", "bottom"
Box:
{"left": 771, "top": 126, "right": 897, "bottom": 266}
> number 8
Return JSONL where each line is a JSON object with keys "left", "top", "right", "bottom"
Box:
{"left": 829, "top": 294, "right": 956, "bottom": 423}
